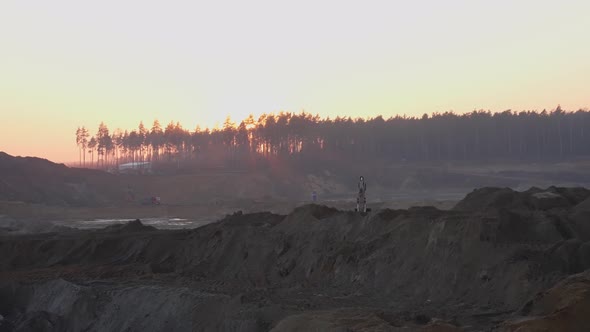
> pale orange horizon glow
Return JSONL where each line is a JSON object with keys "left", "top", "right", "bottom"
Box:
{"left": 1, "top": 0, "right": 589, "bottom": 163}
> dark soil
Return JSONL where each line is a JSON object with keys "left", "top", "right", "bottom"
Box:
{"left": 2, "top": 187, "right": 590, "bottom": 331}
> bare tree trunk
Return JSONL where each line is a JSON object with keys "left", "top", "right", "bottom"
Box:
{"left": 569, "top": 117, "right": 574, "bottom": 154}
{"left": 558, "top": 117, "right": 563, "bottom": 157}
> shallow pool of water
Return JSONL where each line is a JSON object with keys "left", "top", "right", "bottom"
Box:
{"left": 54, "top": 217, "right": 215, "bottom": 230}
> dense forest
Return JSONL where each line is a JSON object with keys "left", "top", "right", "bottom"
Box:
{"left": 75, "top": 106, "right": 590, "bottom": 170}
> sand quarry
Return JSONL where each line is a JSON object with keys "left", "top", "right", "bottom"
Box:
{"left": 1, "top": 186, "right": 590, "bottom": 331}
{"left": 2, "top": 153, "right": 590, "bottom": 331}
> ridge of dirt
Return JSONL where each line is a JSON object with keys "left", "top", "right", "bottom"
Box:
{"left": 453, "top": 186, "right": 590, "bottom": 212}
{"left": 99, "top": 219, "right": 158, "bottom": 233}
{"left": 500, "top": 270, "right": 590, "bottom": 332}
{"left": 2, "top": 187, "right": 590, "bottom": 331}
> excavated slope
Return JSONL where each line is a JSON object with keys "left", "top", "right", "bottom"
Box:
{"left": 1, "top": 187, "right": 590, "bottom": 331}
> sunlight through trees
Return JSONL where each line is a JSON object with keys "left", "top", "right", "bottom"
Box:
{"left": 77, "top": 107, "right": 590, "bottom": 169}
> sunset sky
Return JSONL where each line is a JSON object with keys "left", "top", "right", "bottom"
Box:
{"left": 1, "top": 0, "right": 589, "bottom": 163}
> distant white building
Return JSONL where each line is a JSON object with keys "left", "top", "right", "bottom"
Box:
{"left": 118, "top": 161, "right": 151, "bottom": 174}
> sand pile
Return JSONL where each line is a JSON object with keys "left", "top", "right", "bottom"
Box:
{"left": 100, "top": 219, "right": 158, "bottom": 233}
{"left": 500, "top": 270, "right": 590, "bottom": 332}
{"left": 0, "top": 152, "right": 120, "bottom": 206}
{"left": 454, "top": 186, "right": 590, "bottom": 212}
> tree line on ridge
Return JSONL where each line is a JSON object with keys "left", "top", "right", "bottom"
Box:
{"left": 75, "top": 106, "right": 590, "bottom": 170}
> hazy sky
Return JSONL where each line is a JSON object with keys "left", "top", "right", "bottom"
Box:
{"left": 1, "top": 0, "right": 589, "bottom": 162}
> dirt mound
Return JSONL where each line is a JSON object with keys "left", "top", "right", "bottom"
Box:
{"left": 0, "top": 279, "right": 245, "bottom": 332}
{"left": 220, "top": 211, "right": 285, "bottom": 227}
{"left": 453, "top": 187, "right": 530, "bottom": 211}
{"left": 0, "top": 152, "right": 345, "bottom": 209}
{"left": 501, "top": 270, "right": 590, "bottom": 332}
{"left": 271, "top": 309, "right": 463, "bottom": 332}
{"left": 10, "top": 311, "right": 65, "bottom": 332}
{"left": 573, "top": 196, "right": 590, "bottom": 213}
{"left": 0, "top": 152, "right": 121, "bottom": 206}
{"left": 292, "top": 204, "right": 341, "bottom": 219}
{"left": 101, "top": 219, "right": 157, "bottom": 233}
{"left": 546, "top": 186, "right": 590, "bottom": 205}
{"left": 3, "top": 189, "right": 590, "bottom": 330}
{"left": 453, "top": 186, "right": 590, "bottom": 212}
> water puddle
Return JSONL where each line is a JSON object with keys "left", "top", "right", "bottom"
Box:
{"left": 54, "top": 217, "right": 215, "bottom": 230}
